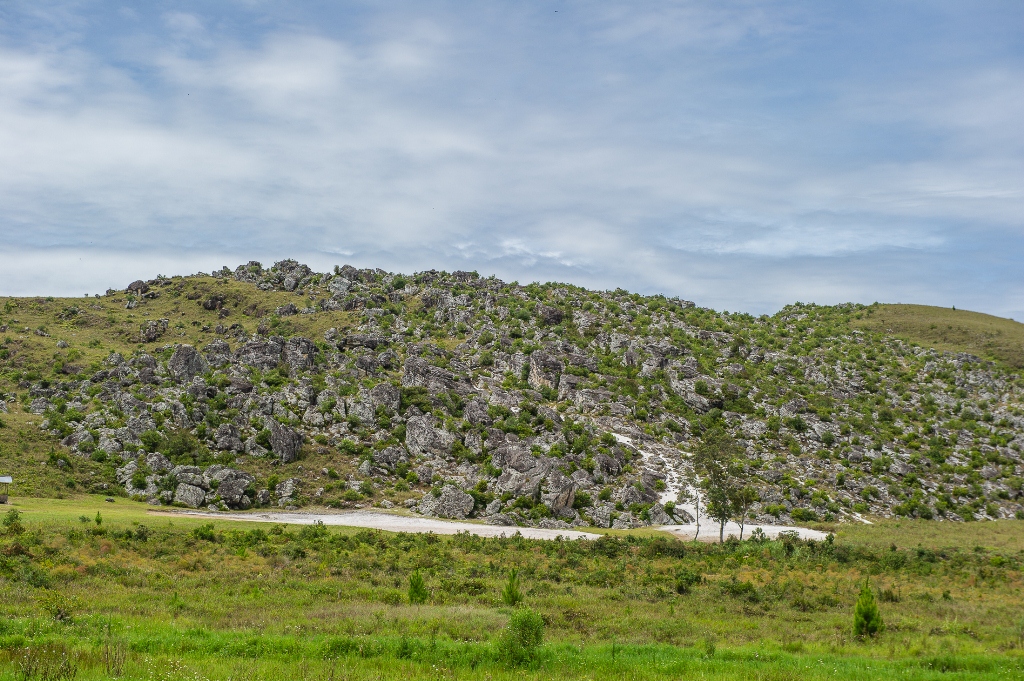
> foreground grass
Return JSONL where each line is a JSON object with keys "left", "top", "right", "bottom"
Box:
{"left": 1, "top": 497, "right": 1023, "bottom": 679}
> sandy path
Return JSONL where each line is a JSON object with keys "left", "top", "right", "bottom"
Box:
{"left": 658, "top": 521, "right": 829, "bottom": 542}
{"left": 151, "top": 509, "right": 602, "bottom": 540}
{"left": 151, "top": 509, "right": 826, "bottom": 542}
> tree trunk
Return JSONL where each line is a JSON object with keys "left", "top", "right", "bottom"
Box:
{"left": 739, "top": 502, "right": 747, "bottom": 541}
{"left": 719, "top": 518, "right": 725, "bottom": 543}
{"left": 693, "top": 489, "right": 701, "bottom": 541}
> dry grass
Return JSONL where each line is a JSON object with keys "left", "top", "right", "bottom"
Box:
{"left": 852, "top": 303, "right": 1024, "bottom": 369}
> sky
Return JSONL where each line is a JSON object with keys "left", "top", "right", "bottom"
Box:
{"left": 1, "top": 1, "right": 1023, "bottom": 319}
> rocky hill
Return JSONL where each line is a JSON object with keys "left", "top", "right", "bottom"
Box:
{"left": 2, "top": 260, "right": 1023, "bottom": 529}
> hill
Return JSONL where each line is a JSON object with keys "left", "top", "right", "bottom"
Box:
{"left": 1, "top": 260, "right": 1023, "bottom": 529}
{"left": 854, "top": 303, "right": 1024, "bottom": 369}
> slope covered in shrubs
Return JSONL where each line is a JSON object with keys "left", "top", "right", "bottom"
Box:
{"left": 1, "top": 260, "right": 1023, "bottom": 528}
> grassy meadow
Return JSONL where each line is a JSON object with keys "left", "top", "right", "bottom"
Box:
{"left": 0, "top": 496, "right": 1023, "bottom": 680}
{"left": 853, "top": 303, "right": 1024, "bottom": 369}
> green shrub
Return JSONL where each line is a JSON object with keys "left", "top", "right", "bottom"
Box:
{"left": 497, "top": 607, "right": 544, "bottom": 666}
{"left": 191, "top": 524, "right": 217, "bottom": 542}
{"left": 37, "top": 591, "right": 83, "bottom": 622}
{"left": 572, "top": 491, "right": 592, "bottom": 509}
{"left": 408, "top": 570, "right": 428, "bottom": 605}
{"left": 675, "top": 567, "right": 703, "bottom": 594}
{"left": 3, "top": 509, "right": 24, "bottom": 535}
{"left": 791, "top": 508, "right": 819, "bottom": 522}
{"left": 853, "top": 580, "right": 883, "bottom": 637}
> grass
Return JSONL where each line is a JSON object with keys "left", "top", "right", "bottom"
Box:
{"left": 852, "top": 303, "right": 1024, "bottom": 369}
{"left": 1, "top": 497, "right": 1023, "bottom": 679}
{"left": 0, "top": 276, "right": 359, "bottom": 383}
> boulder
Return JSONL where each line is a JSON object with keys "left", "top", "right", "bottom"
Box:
{"left": 611, "top": 512, "right": 639, "bottom": 529}
{"left": 217, "top": 476, "right": 254, "bottom": 510}
{"left": 368, "top": 382, "right": 401, "bottom": 414}
{"left": 418, "top": 485, "right": 474, "bottom": 519}
{"left": 536, "top": 305, "right": 564, "bottom": 326}
{"left": 402, "top": 356, "right": 474, "bottom": 396}
{"left": 463, "top": 398, "right": 490, "bottom": 425}
{"left": 140, "top": 320, "right": 168, "bottom": 343}
{"left": 30, "top": 398, "right": 51, "bottom": 414}
{"left": 373, "top": 446, "right": 408, "bottom": 471}
{"left": 144, "top": 452, "right": 173, "bottom": 473}
{"left": 215, "top": 423, "right": 245, "bottom": 452}
{"left": 328, "top": 277, "right": 351, "bottom": 296}
{"left": 594, "top": 453, "right": 620, "bottom": 478}
{"left": 204, "top": 340, "right": 232, "bottom": 367}
{"left": 405, "top": 415, "right": 455, "bottom": 458}
{"left": 61, "top": 429, "right": 94, "bottom": 450}
{"left": 528, "top": 352, "right": 563, "bottom": 390}
{"left": 588, "top": 505, "right": 613, "bottom": 528}
{"left": 647, "top": 503, "right": 673, "bottom": 526}
{"left": 236, "top": 337, "right": 284, "bottom": 371}
{"left": 97, "top": 435, "right": 123, "bottom": 455}
{"left": 275, "top": 477, "right": 300, "bottom": 503}
{"left": 269, "top": 420, "right": 303, "bottom": 463}
{"left": 541, "top": 469, "right": 576, "bottom": 518}
{"left": 670, "top": 506, "right": 695, "bottom": 523}
{"left": 174, "top": 483, "right": 206, "bottom": 508}
{"left": 167, "top": 345, "right": 208, "bottom": 383}
{"left": 485, "top": 513, "right": 518, "bottom": 526}
{"left": 283, "top": 337, "right": 316, "bottom": 373}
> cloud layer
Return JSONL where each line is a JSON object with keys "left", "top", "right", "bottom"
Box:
{"left": 1, "top": 1, "right": 1022, "bottom": 318}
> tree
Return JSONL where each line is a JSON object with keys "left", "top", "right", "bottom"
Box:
{"left": 732, "top": 486, "right": 759, "bottom": 540}
{"left": 408, "top": 570, "right": 428, "bottom": 605}
{"left": 853, "top": 579, "right": 883, "bottom": 637}
{"left": 502, "top": 568, "right": 523, "bottom": 607}
{"left": 692, "top": 428, "right": 746, "bottom": 543}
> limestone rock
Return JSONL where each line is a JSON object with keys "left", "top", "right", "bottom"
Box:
{"left": 269, "top": 420, "right": 303, "bottom": 463}
{"left": 283, "top": 337, "right": 316, "bottom": 373}
{"left": 204, "top": 340, "right": 232, "bottom": 367}
{"left": 236, "top": 337, "right": 284, "bottom": 371}
{"left": 418, "top": 485, "right": 474, "bottom": 519}
{"left": 174, "top": 483, "right": 206, "bottom": 508}
{"left": 528, "top": 351, "right": 563, "bottom": 391}
{"left": 405, "top": 415, "right": 455, "bottom": 458}
{"left": 167, "top": 345, "right": 208, "bottom": 383}
{"left": 215, "top": 424, "right": 245, "bottom": 452}
{"left": 144, "top": 452, "right": 173, "bottom": 473}
{"left": 373, "top": 446, "right": 408, "bottom": 472}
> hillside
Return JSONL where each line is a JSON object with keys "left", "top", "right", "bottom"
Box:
{"left": 854, "top": 304, "right": 1024, "bottom": 369}
{"left": 1, "top": 260, "right": 1023, "bottom": 530}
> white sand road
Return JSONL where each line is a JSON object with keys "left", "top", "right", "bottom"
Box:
{"left": 149, "top": 509, "right": 828, "bottom": 542}
{"left": 658, "top": 521, "right": 829, "bottom": 542}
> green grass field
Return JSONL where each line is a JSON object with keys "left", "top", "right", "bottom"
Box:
{"left": 853, "top": 303, "right": 1024, "bottom": 369}
{"left": 1, "top": 496, "right": 1023, "bottom": 680}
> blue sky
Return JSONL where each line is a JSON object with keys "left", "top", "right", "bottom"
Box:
{"left": 1, "top": 1, "right": 1022, "bottom": 319}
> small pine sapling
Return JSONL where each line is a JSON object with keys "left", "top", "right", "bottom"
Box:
{"left": 502, "top": 568, "right": 523, "bottom": 607}
{"left": 408, "top": 570, "right": 428, "bottom": 605}
{"left": 853, "top": 579, "right": 883, "bottom": 637}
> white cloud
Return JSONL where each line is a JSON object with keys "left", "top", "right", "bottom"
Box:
{"left": 0, "top": 2, "right": 1021, "bottom": 319}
